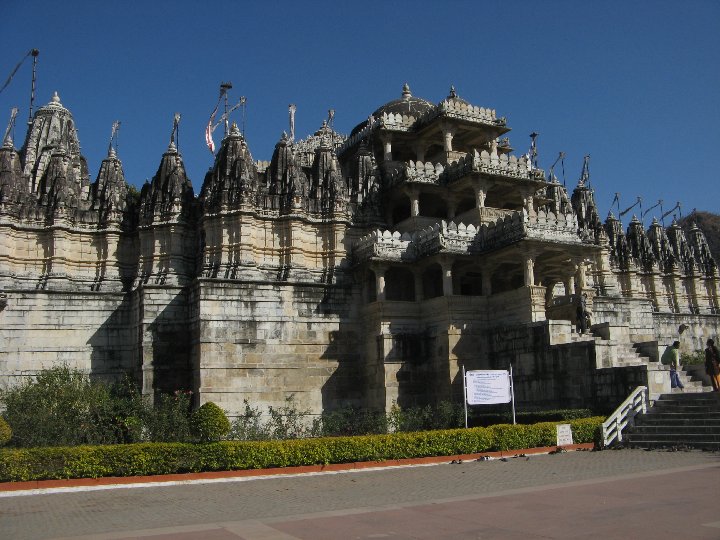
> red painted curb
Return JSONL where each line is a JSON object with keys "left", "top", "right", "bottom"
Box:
{"left": 0, "top": 443, "right": 594, "bottom": 492}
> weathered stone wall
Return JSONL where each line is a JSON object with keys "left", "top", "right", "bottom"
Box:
{"left": 136, "top": 285, "right": 192, "bottom": 396}
{"left": 0, "top": 289, "right": 136, "bottom": 388}
{"left": 190, "top": 279, "right": 364, "bottom": 418}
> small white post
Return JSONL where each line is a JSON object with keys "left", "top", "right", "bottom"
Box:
{"left": 462, "top": 365, "right": 468, "bottom": 429}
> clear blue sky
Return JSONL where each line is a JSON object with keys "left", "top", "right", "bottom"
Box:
{"left": 1, "top": 1, "right": 718, "bottom": 223}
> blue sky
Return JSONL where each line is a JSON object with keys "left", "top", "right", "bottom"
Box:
{"left": 1, "top": 1, "right": 718, "bottom": 223}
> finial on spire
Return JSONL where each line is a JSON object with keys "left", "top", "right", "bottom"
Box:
{"left": 449, "top": 85, "right": 457, "bottom": 99}
{"left": 2, "top": 107, "right": 18, "bottom": 148}
{"left": 577, "top": 154, "right": 591, "bottom": 187}
{"left": 229, "top": 122, "right": 240, "bottom": 137}
{"left": 169, "top": 112, "right": 181, "bottom": 147}
{"left": 402, "top": 83, "right": 411, "bottom": 98}
{"left": 51, "top": 91, "right": 60, "bottom": 104}
{"left": 288, "top": 103, "right": 296, "bottom": 141}
{"left": 107, "top": 120, "right": 120, "bottom": 157}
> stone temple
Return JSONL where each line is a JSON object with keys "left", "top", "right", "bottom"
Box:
{"left": 1, "top": 85, "right": 719, "bottom": 417}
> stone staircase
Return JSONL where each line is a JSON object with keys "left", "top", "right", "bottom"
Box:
{"left": 627, "top": 392, "right": 720, "bottom": 450}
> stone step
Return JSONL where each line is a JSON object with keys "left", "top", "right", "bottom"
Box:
{"left": 651, "top": 406, "right": 720, "bottom": 414}
{"left": 628, "top": 439, "right": 720, "bottom": 450}
{"left": 628, "top": 432, "right": 720, "bottom": 443}
{"left": 655, "top": 392, "right": 720, "bottom": 400}
{"left": 639, "top": 415, "right": 720, "bottom": 424}
{"left": 631, "top": 425, "right": 720, "bottom": 434}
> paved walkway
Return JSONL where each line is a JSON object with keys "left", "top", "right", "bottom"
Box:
{"left": 0, "top": 449, "right": 718, "bottom": 539}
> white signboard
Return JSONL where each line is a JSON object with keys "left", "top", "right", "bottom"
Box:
{"left": 556, "top": 424, "right": 573, "bottom": 446}
{"left": 465, "top": 370, "right": 511, "bottom": 405}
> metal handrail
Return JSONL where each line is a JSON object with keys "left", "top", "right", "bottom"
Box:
{"left": 601, "top": 386, "right": 648, "bottom": 447}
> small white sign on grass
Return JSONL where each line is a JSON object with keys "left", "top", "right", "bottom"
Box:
{"left": 556, "top": 423, "right": 573, "bottom": 446}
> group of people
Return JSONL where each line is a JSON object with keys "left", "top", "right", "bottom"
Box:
{"left": 662, "top": 338, "right": 720, "bottom": 392}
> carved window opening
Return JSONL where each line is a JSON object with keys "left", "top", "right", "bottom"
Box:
{"left": 484, "top": 186, "right": 523, "bottom": 212}
{"left": 422, "top": 264, "right": 444, "bottom": 299}
{"left": 490, "top": 262, "right": 523, "bottom": 294}
{"left": 455, "top": 196, "right": 475, "bottom": 216}
{"left": 391, "top": 196, "right": 411, "bottom": 225}
{"left": 419, "top": 193, "right": 446, "bottom": 219}
{"left": 385, "top": 267, "right": 415, "bottom": 301}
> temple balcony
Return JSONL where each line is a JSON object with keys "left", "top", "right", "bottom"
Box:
{"left": 353, "top": 209, "right": 582, "bottom": 266}
{"left": 383, "top": 160, "right": 443, "bottom": 189}
{"left": 442, "top": 150, "right": 545, "bottom": 184}
{"left": 353, "top": 230, "right": 416, "bottom": 265}
{"left": 474, "top": 209, "right": 581, "bottom": 252}
{"left": 415, "top": 99, "right": 501, "bottom": 129}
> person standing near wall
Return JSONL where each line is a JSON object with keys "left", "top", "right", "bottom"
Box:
{"left": 704, "top": 339, "right": 720, "bottom": 392}
{"left": 661, "top": 341, "right": 684, "bottom": 391}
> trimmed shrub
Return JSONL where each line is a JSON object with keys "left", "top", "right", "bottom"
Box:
{"left": 0, "top": 417, "right": 11, "bottom": 447}
{"left": 191, "top": 402, "right": 231, "bottom": 442}
{"left": 0, "top": 417, "right": 604, "bottom": 482}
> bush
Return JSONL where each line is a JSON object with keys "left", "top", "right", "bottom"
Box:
{"left": 143, "top": 391, "right": 193, "bottom": 443}
{"left": 681, "top": 350, "right": 705, "bottom": 366}
{"left": 266, "top": 394, "right": 313, "bottom": 439}
{"left": 387, "top": 401, "right": 465, "bottom": 432}
{"left": 0, "top": 366, "right": 199, "bottom": 447}
{"left": 191, "top": 402, "right": 231, "bottom": 442}
{"left": 0, "top": 417, "right": 604, "bottom": 482}
{"left": 471, "top": 408, "right": 595, "bottom": 427}
{"left": 316, "top": 406, "right": 387, "bottom": 437}
{"left": 0, "top": 365, "right": 121, "bottom": 447}
{"left": 0, "top": 417, "right": 11, "bottom": 447}
{"left": 229, "top": 400, "right": 271, "bottom": 441}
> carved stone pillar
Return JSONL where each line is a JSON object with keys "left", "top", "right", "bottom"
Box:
{"left": 380, "top": 133, "right": 392, "bottom": 162}
{"left": 575, "top": 261, "right": 587, "bottom": 295}
{"left": 564, "top": 275, "right": 575, "bottom": 297}
{"left": 375, "top": 265, "right": 387, "bottom": 301}
{"left": 524, "top": 254, "right": 535, "bottom": 287}
{"left": 409, "top": 189, "right": 420, "bottom": 217}
{"left": 441, "top": 124, "right": 456, "bottom": 153}
{"left": 441, "top": 260, "right": 453, "bottom": 296}
{"left": 474, "top": 186, "right": 486, "bottom": 208}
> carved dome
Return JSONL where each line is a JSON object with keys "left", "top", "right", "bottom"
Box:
{"left": 372, "top": 83, "right": 434, "bottom": 118}
{"left": 350, "top": 83, "right": 434, "bottom": 136}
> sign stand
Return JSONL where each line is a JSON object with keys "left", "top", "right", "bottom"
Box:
{"left": 509, "top": 363, "right": 516, "bottom": 425}
{"left": 462, "top": 366, "right": 468, "bottom": 428}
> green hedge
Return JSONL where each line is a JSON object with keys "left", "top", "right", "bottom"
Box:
{"left": 0, "top": 417, "right": 604, "bottom": 482}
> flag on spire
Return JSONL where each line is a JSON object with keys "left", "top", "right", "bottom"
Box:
{"left": 205, "top": 88, "right": 225, "bottom": 155}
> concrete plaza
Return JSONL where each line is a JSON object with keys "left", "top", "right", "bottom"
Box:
{"left": 0, "top": 449, "right": 718, "bottom": 539}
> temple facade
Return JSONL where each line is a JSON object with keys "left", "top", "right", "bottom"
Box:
{"left": 1, "top": 85, "right": 719, "bottom": 417}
